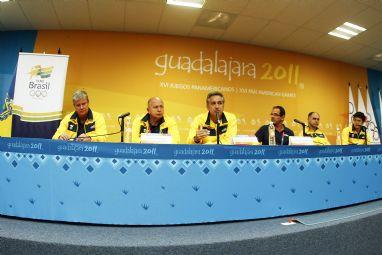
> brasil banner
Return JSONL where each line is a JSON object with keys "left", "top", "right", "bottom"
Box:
{"left": 11, "top": 53, "right": 69, "bottom": 138}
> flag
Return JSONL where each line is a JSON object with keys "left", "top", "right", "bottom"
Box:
{"left": 0, "top": 69, "right": 16, "bottom": 137}
{"left": 11, "top": 53, "right": 69, "bottom": 138}
{"left": 349, "top": 83, "right": 356, "bottom": 125}
{"left": 357, "top": 86, "right": 367, "bottom": 115}
{"left": 0, "top": 93, "right": 13, "bottom": 121}
{"left": 366, "top": 87, "right": 380, "bottom": 144}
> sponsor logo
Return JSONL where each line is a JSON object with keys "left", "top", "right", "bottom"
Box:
{"left": 29, "top": 65, "right": 53, "bottom": 79}
{"left": 28, "top": 65, "right": 53, "bottom": 100}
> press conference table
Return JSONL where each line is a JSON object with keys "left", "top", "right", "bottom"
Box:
{"left": 0, "top": 137, "right": 381, "bottom": 225}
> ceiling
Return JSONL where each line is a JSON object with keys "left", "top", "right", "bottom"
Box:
{"left": 1, "top": 0, "right": 382, "bottom": 71}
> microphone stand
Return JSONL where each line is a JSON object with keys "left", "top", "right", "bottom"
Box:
{"left": 303, "top": 125, "right": 307, "bottom": 137}
{"left": 365, "top": 132, "right": 367, "bottom": 145}
{"left": 363, "top": 126, "right": 368, "bottom": 145}
{"left": 216, "top": 112, "right": 220, "bottom": 145}
{"left": 294, "top": 119, "right": 307, "bottom": 136}
{"left": 216, "top": 121, "right": 220, "bottom": 145}
{"left": 118, "top": 112, "right": 131, "bottom": 142}
{"left": 119, "top": 117, "right": 125, "bottom": 143}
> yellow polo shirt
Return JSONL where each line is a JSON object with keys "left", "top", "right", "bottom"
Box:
{"left": 187, "top": 111, "right": 237, "bottom": 145}
{"left": 341, "top": 125, "right": 371, "bottom": 145}
{"left": 131, "top": 113, "right": 180, "bottom": 144}
{"left": 299, "top": 127, "right": 330, "bottom": 145}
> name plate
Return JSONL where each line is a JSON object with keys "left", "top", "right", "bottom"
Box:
{"left": 231, "top": 135, "right": 259, "bottom": 145}
{"left": 140, "top": 133, "right": 173, "bottom": 144}
{"left": 289, "top": 136, "right": 314, "bottom": 145}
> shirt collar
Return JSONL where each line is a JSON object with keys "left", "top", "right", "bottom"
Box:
{"left": 205, "top": 112, "right": 228, "bottom": 125}
{"left": 141, "top": 113, "right": 164, "bottom": 126}
{"left": 70, "top": 108, "right": 93, "bottom": 121}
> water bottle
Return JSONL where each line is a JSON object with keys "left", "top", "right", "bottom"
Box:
{"left": 269, "top": 121, "right": 276, "bottom": 145}
{"left": 124, "top": 116, "right": 132, "bottom": 143}
{"left": 336, "top": 127, "right": 341, "bottom": 145}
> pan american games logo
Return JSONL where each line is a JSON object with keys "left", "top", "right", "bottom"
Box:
{"left": 28, "top": 65, "right": 53, "bottom": 99}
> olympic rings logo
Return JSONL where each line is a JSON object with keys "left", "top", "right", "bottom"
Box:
{"left": 367, "top": 121, "right": 381, "bottom": 141}
{"left": 29, "top": 89, "right": 48, "bottom": 99}
{"left": 349, "top": 102, "right": 355, "bottom": 114}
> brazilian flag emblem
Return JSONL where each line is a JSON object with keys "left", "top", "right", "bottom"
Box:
{"left": 0, "top": 93, "right": 12, "bottom": 121}
{"left": 29, "top": 65, "right": 54, "bottom": 79}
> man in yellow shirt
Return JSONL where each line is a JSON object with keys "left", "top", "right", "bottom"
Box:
{"left": 341, "top": 111, "right": 371, "bottom": 145}
{"left": 131, "top": 97, "right": 180, "bottom": 144}
{"left": 300, "top": 112, "right": 330, "bottom": 145}
{"left": 52, "top": 90, "right": 107, "bottom": 142}
{"left": 187, "top": 91, "right": 237, "bottom": 145}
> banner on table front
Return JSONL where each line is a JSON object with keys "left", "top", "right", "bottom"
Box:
{"left": 11, "top": 53, "right": 69, "bottom": 138}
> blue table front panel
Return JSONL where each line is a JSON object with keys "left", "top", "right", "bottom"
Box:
{"left": 0, "top": 137, "right": 381, "bottom": 225}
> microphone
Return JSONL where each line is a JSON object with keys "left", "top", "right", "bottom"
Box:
{"left": 118, "top": 112, "right": 130, "bottom": 119}
{"left": 215, "top": 111, "right": 220, "bottom": 124}
{"left": 118, "top": 112, "right": 130, "bottom": 142}
{"left": 294, "top": 119, "right": 306, "bottom": 126}
{"left": 281, "top": 132, "right": 289, "bottom": 145}
{"left": 215, "top": 111, "right": 221, "bottom": 145}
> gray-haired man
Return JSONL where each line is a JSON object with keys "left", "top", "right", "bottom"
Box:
{"left": 52, "top": 90, "right": 107, "bottom": 142}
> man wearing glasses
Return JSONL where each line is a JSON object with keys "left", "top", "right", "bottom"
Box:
{"left": 187, "top": 91, "right": 237, "bottom": 144}
{"left": 255, "top": 106, "right": 294, "bottom": 145}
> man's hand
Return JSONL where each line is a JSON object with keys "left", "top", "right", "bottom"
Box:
{"left": 76, "top": 133, "right": 92, "bottom": 142}
{"left": 194, "top": 125, "right": 209, "bottom": 143}
{"left": 58, "top": 133, "right": 70, "bottom": 141}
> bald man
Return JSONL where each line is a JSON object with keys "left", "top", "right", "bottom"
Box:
{"left": 131, "top": 97, "right": 180, "bottom": 144}
{"left": 300, "top": 112, "right": 330, "bottom": 145}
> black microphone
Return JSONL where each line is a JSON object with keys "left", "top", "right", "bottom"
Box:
{"left": 294, "top": 119, "right": 306, "bottom": 126}
{"left": 118, "top": 112, "right": 130, "bottom": 119}
{"left": 118, "top": 112, "right": 130, "bottom": 142}
{"left": 215, "top": 111, "right": 221, "bottom": 145}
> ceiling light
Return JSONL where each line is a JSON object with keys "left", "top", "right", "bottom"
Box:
{"left": 328, "top": 22, "right": 366, "bottom": 40}
{"left": 167, "top": 0, "right": 205, "bottom": 8}
{"left": 0, "top": 0, "right": 11, "bottom": 2}
{"left": 336, "top": 27, "right": 358, "bottom": 36}
{"left": 208, "top": 13, "right": 223, "bottom": 23}
{"left": 196, "top": 10, "right": 236, "bottom": 30}
{"left": 344, "top": 22, "right": 366, "bottom": 32}
{"left": 328, "top": 32, "right": 351, "bottom": 40}
{"left": 373, "top": 53, "right": 382, "bottom": 62}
